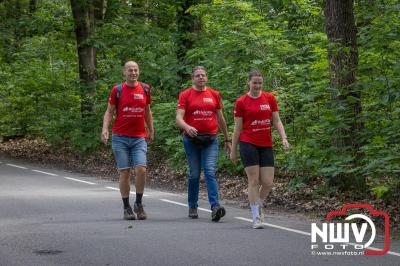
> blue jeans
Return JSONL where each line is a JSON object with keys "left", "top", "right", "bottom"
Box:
{"left": 183, "top": 136, "right": 220, "bottom": 209}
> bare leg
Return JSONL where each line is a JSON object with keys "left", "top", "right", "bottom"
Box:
{"left": 259, "top": 167, "right": 274, "bottom": 203}
{"left": 119, "top": 169, "right": 131, "bottom": 198}
{"left": 133, "top": 166, "right": 147, "bottom": 220}
{"left": 134, "top": 166, "right": 146, "bottom": 193}
{"left": 245, "top": 165, "right": 260, "bottom": 204}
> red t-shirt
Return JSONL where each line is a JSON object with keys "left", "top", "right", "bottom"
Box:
{"left": 177, "top": 87, "right": 222, "bottom": 134}
{"left": 234, "top": 91, "right": 278, "bottom": 147}
{"left": 109, "top": 82, "right": 151, "bottom": 137}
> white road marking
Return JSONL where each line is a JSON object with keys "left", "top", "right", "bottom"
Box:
{"left": 160, "top": 199, "right": 211, "bottom": 213}
{"left": 4, "top": 160, "right": 399, "bottom": 257}
{"left": 105, "top": 186, "right": 119, "bottom": 191}
{"left": 130, "top": 191, "right": 148, "bottom": 197}
{"left": 199, "top": 207, "right": 212, "bottom": 213}
{"left": 6, "top": 163, "right": 27, "bottom": 169}
{"left": 104, "top": 186, "right": 148, "bottom": 196}
{"left": 160, "top": 199, "right": 187, "bottom": 207}
{"left": 235, "top": 217, "right": 311, "bottom": 236}
{"left": 64, "top": 176, "right": 95, "bottom": 185}
{"left": 235, "top": 217, "right": 400, "bottom": 257}
{"left": 32, "top": 170, "right": 58, "bottom": 176}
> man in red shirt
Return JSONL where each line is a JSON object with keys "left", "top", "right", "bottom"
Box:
{"left": 176, "top": 66, "right": 231, "bottom": 222}
{"left": 101, "top": 61, "right": 154, "bottom": 220}
{"left": 230, "top": 69, "right": 289, "bottom": 229}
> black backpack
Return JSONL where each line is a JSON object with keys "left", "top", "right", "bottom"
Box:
{"left": 115, "top": 82, "right": 150, "bottom": 111}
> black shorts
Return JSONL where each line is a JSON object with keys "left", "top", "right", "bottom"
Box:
{"left": 239, "top": 141, "right": 274, "bottom": 168}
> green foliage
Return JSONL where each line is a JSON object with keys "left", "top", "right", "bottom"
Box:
{"left": 151, "top": 102, "right": 187, "bottom": 173}
{"left": 0, "top": 0, "right": 399, "bottom": 203}
{"left": 0, "top": 1, "right": 79, "bottom": 148}
{"left": 288, "top": 175, "right": 309, "bottom": 192}
{"left": 371, "top": 184, "right": 390, "bottom": 200}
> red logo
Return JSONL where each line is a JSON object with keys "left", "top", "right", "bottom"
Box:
{"left": 326, "top": 204, "right": 390, "bottom": 255}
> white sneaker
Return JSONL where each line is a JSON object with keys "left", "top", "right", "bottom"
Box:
{"left": 252, "top": 216, "right": 264, "bottom": 229}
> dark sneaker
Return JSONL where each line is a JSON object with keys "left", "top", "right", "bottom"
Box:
{"left": 211, "top": 206, "right": 226, "bottom": 222}
{"left": 188, "top": 208, "right": 198, "bottom": 219}
{"left": 134, "top": 203, "right": 147, "bottom": 220}
{"left": 123, "top": 206, "right": 136, "bottom": 220}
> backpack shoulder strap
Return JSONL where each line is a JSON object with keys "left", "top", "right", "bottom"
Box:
{"left": 116, "top": 83, "right": 123, "bottom": 98}
{"left": 115, "top": 83, "right": 123, "bottom": 111}
{"left": 140, "top": 82, "right": 149, "bottom": 96}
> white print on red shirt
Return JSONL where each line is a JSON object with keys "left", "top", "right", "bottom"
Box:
{"left": 122, "top": 107, "right": 144, "bottom": 113}
{"left": 250, "top": 119, "right": 270, "bottom": 126}
{"left": 134, "top": 93, "right": 144, "bottom": 100}
{"left": 192, "top": 110, "right": 213, "bottom": 116}
{"left": 203, "top": 97, "right": 213, "bottom": 103}
{"left": 252, "top": 128, "right": 269, "bottom": 132}
{"left": 260, "top": 104, "right": 270, "bottom": 111}
{"left": 194, "top": 118, "right": 213, "bottom": 121}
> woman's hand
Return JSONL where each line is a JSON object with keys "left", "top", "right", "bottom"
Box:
{"left": 282, "top": 138, "right": 290, "bottom": 151}
{"left": 230, "top": 149, "right": 238, "bottom": 164}
{"left": 185, "top": 126, "right": 198, "bottom": 137}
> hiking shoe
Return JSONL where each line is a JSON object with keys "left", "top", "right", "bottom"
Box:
{"left": 123, "top": 206, "right": 136, "bottom": 220}
{"left": 188, "top": 208, "right": 198, "bottom": 219}
{"left": 211, "top": 206, "right": 226, "bottom": 222}
{"left": 134, "top": 203, "right": 147, "bottom": 220}
{"left": 252, "top": 216, "right": 264, "bottom": 229}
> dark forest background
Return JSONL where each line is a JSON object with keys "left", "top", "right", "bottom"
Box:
{"left": 1, "top": 0, "right": 399, "bottom": 206}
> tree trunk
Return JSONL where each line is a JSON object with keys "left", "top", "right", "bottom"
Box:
{"left": 70, "top": 0, "right": 97, "bottom": 87}
{"left": 176, "top": 0, "right": 202, "bottom": 85}
{"left": 325, "top": 0, "right": 364, "bottom": 188}
{"left": 70, "top": 0, "right": 105, "bottom": 150}
{"left": 29, "top": 0, "right": 36, "bottom": 14}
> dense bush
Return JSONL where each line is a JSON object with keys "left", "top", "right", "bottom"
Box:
{"left": 0, "top": 0, "right": 398, "bottom": 202}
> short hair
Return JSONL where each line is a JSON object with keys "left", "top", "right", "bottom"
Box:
{"left": 248, "top": 69, "right": 263, "bottom": 81}
{"left": 124, "top": 61, "right": 139, "bottom": 69}
{"left": 192, "top": 66, "right": 207, "bottom": 77}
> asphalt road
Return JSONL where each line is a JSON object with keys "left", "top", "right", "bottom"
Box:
{"left": 0, "top": 156, "right": 399, "bottom": 266}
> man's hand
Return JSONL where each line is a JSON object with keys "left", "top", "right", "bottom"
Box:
{"left": 101, "top": 129, "right": 109, "bottom": 144}
{"left": 224, "top": 141, "right": 232, "bottom": 155}
{"left": 146, "top": 130, "right": 155, "bottom": 143}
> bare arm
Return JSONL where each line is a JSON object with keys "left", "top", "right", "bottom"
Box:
{"left": 145, "top": 104, "right": 154, "bottom": 142}
{"left": 216, "top": 109, "right": 231, "bottom": 153}
{"left": 101, "top": 103, "right": 116, "bottom": 144}
{"left": 216, "top": 109, "right": 230, "bottom": 141}
{"left": 176, "top": 109, "right": 198, "bottom": 137}
{"left": 272, "top": 111, "right": 290, "bottom": 150}
{"left": 230, "top": 117, "right": 243, "bottom": 163}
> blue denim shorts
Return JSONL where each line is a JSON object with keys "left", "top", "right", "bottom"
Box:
{"left": 111, "top": 134, "right": 147, "bottom": 169}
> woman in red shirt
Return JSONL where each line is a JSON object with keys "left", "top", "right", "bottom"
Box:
{"left": 230, "top": 69, "right": 290, "bottom": 229}
{"left": 176, "top": 66, "right": 231, "bottom": 222}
